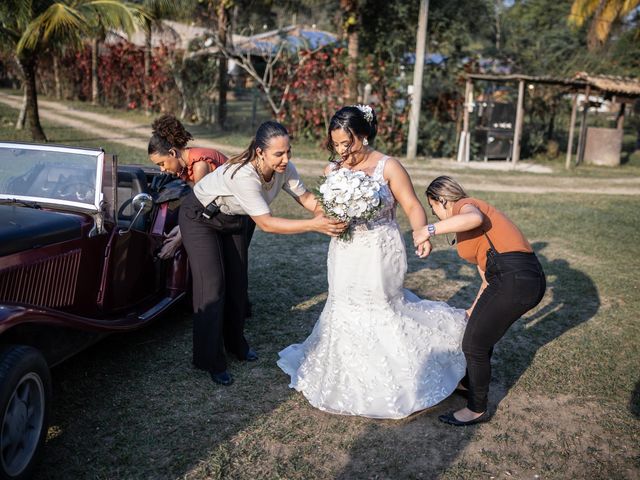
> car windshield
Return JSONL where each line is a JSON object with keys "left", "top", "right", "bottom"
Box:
{"left": 0, "top": 143, "right": 103, "bottom": 210}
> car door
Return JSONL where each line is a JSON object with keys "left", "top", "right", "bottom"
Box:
{"left": 97, "top": 161, "right": 163, "bottom": 313}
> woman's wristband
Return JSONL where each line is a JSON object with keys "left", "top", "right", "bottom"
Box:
{"left": 427, "top": 223, "right": 436, "bottom": 238}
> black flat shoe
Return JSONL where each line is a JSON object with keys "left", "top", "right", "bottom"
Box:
{"left": 237, "top": 348, "right": 258, "bottom": 362}
{"left": 438, "top": 410, "right": 489, "bottom": 426}
{"left": 210, "top": 371, "right": 234, "bottom": 386}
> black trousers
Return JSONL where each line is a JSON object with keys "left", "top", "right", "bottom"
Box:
{"left": 462, "top": 250, "right": 546, "bottom": 413}
{"left": 179, "top": 192, "right": 250, "bottom": 374}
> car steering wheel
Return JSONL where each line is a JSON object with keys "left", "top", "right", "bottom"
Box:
{"left": 117, "top": 197, "right": 134, "bottom": 220}
{"left": 57, "top": 182, "right": 95, "bottom": 201}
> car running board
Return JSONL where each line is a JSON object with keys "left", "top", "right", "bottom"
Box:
{"left": 138, "top": 293, "right": 185, "bottom": 322}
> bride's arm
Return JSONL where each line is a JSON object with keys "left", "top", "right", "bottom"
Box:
{"left": 385, "top": 158, "right": 428, "bottom": 230}
{"left": 385, "top": 158, "right": 432, "bottom": 256}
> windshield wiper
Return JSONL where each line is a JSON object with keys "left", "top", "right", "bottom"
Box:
{"left": 0, "top": 198, "right": 42, "bottom": 209}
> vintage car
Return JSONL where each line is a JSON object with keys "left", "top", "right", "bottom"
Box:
{"left": 0, "top": 142, "right": 190, "bottom": 479}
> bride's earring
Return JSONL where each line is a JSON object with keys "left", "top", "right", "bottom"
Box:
{"left": 363, "top": 138, "right": 369, "bottom": 146}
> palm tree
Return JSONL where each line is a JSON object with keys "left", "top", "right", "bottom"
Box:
{"left": 569, "top": 0, "right": 640, "bottom": 50}
{"left": 132, "top": 0, "right": 181, "bottom": 115}
{"left": 0, "top": 1, "right": 145, "bottom": 141}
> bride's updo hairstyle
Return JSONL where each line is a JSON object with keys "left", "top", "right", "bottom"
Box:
{"left": 225, "top": 120, "right": 289, "bottom": 178}
{"left": 148, "top": 114, "right": 193, "bottom": 156}
{"left": 426, "top": 176, "right": 469, "bottom": 205}
{"left": 326, "top": 105, "right": 378, "bottom": 162}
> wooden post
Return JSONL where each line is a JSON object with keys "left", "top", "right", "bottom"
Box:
{"left": 616, "top": 102, "right": 626, "bottom": 130}
{"left": 576, "top": 85, "right": 591, "bottom": 166}
{"left": 457, "top": 78, "right": 472, "bottom": 162}
{"left": 251, "top": 87, "right": 258, "bottom": 128}
{"left": 406, "top": 0, "right": 429, "bottom": 160}
{"left": 565, "top": 93, "right": 578, "bottom": 170}
{"left": 511, "top": 79, "right": 525, "bottom": 164}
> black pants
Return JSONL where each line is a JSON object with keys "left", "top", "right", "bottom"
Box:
{"left": 179, "top": 192, "right": 250, "bottom": 374}
{"left": 462, "top": 250, "right": 546, "bottom": 413}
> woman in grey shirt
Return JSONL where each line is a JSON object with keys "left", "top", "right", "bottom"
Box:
{"left": 179, "top": 121, "right": 345, "bottom": 386}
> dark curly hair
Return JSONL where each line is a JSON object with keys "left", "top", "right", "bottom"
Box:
{"left": 325, "top": 105, "right": 378, "bottom": 163}
{"left": 148, "top": 114, "right": 193, "bottom": 155}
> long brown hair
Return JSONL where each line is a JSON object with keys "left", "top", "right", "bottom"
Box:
{"left": 226, "top": 121, "right": 289, "bottom": 178}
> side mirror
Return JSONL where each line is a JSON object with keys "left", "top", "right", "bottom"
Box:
{"left": 119, "top": 193, "right": 153, "bottom": 235}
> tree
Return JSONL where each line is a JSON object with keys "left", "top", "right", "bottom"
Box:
{"left": 213, "top": 29, "right": 326, "bottom": 118}
{"left": 0, "top": 0, "right": 145, "bottom": 141}
{"left": 216, "top": 0, "right": 229, "bottom": 128}
{"left": 569, "top": 0, "right": 640, "bottom": 50}
{"left": 340, "top": 0, "right": 359, "bottom": 103}
{"left": 133, "top": 0, "right": 183, "bottom": 115}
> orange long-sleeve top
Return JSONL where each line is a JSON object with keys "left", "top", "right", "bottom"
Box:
{"left": 453, "top": 197, "right": 532, "bottom": 271}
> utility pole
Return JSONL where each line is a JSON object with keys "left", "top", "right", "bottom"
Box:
{"left": 406, "top": 0, "right": 429, "bottom": 160}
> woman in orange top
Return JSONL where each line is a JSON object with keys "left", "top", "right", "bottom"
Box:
{"left": 148, "top": 114, "right": 229, "bottom": 258}
{"left": 413, "top": 176, "right": 546, "bottom": 426}
{"left": 148, "top": 114, "right": 227, "bottom": 185}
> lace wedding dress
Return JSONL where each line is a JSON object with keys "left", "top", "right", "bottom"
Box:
{"left": 277, "top": 156, "right": 467, "bottom": 419}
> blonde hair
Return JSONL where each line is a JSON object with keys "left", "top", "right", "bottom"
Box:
{"left": 425, "top": 176, "right": 468, "bottom": 203}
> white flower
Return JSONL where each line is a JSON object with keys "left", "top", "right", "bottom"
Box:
{"left": 353, "top": 104, "right": 374, "bottom": 123}
{"left": 315, "top": 167, "right": 384, "bottom": 230}
{"left": 335, "top": 192, "right": 350, "bottom": 204}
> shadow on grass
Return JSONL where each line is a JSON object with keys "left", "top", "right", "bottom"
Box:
{"left": 494, "top": 242, "right": 600, "bottom": 404}
{"left": 335, "top": 241, "right": 600, "bottom": 478}
{"left": 631, "top": 380, "right": 640, "bottom": 418}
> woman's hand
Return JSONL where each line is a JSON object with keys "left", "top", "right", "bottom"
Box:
{"left": 413, "top": 226, "right": 430, "bottom": 247}
{"left": 415, "top": 239, "right": 432, "bottom": 258}
{"left": 312, "top": 215, "right": 348, "bottom": 236}
{"left": 158, "top": 225, "right": 182, "bottom": 259}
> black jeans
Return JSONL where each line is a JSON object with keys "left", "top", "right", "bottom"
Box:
{"left": 179, "top": 192, "right": 250, "bottom": 374}
{"left": 462, "top": 250, "right": 546, "bottom": 413}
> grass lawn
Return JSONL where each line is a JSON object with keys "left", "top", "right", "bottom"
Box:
{"left": 0, "top": 97, "right": 639, "bottom": 479}
{"left": 33, "top": 187, "right": 640, "bottom": 479}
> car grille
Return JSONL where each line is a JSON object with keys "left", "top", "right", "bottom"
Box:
{"left": 0, "top": 249, "right": 81, "bottom": 308}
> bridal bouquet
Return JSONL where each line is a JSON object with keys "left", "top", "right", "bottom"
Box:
{"left": 315, "top": 167, "right": 383, "bottom": 241}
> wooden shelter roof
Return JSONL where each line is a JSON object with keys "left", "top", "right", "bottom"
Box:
{"left": 466, "top": 72, "right": 640, "bottom": 98}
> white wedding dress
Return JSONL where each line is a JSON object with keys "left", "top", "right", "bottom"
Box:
{"left": 277, "top": 156, "right": 467, "bottom": 419}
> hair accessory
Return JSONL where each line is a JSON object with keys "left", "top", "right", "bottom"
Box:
{"left": 352, "top": 104, "right": 374, "bottom": 124}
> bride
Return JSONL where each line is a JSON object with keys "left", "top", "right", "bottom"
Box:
{"left": 277, "top": 105, "right": 467, "bottom": 419}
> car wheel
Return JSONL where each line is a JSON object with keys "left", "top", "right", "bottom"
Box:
{"left": 0, "top": 346, "right": 51, "bottom": 480}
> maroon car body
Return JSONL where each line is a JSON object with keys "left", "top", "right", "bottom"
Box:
{"left": 0, "top": 142, "right": 189, "bottom": 479}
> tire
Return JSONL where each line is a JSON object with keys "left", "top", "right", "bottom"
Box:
{"left": 0, "top": 346, "right": 51, "bottom": 480}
